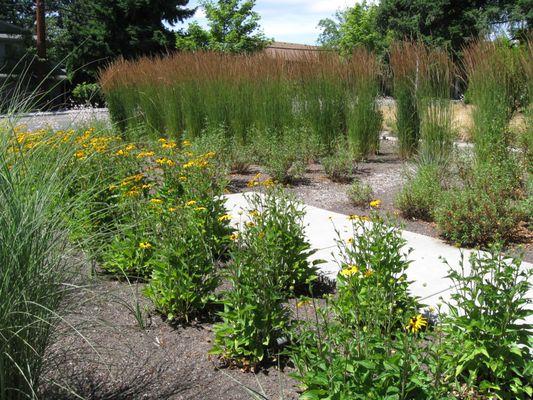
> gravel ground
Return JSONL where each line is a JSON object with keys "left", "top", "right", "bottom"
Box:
{"left": 2, "top": 107, "right": 110, "bottom": 131}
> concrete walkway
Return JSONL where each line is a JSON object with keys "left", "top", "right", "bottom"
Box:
{"left": 224, "top": 193, "right": 532, "bottom": 317}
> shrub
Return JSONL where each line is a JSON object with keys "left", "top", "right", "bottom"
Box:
{"left": 254, "top": 129, "right": 307, "bottom": 184}
{"left": 321, "top": 143, "right": 357, "bottom": 183}
{"left": 396, "top": 164, "right": 444, "bottom": 221}
{"left": 347, "top": 179, "right": 373, "bottom": 206}
{"left": 442, "top": 248, "right": 532, "bottom": 399}
{"left": 434, "top": 186, "right": 519, "bottom": 247}
{"left": 71, "top": 82, "right": 104, "bottom": 106}
{"left": 290, "top": 215, "right": 447, "bottom": 399}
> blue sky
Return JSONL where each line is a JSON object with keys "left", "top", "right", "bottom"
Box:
{"left": 176, "top": 0, "right": 355, "bottom": 45}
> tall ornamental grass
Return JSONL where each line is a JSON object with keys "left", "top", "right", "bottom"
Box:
{"left": 0, "top": 121, "right": 80, "bottom": 399}
{"left": 100, "top": 52, "right": 367, "bottom": 152}
{"left": 390, "top": 41, "right": 423, "bottom": 159}
{"left": 346, "top": 49, "right": 382, "bottom": 159}
{"left": 463, "top": 40, "right": 526, "bottom": 166}
{"left": 417, "top": 48, "right": 455, "bottom": 165}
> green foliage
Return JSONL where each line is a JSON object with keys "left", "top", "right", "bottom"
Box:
{"left": 54, "top": 0, "right": 195, "bottom": 83}
{"left": 442, "top": 248, "right": 532, "bottom": 399}
{"left": 346, "top": 49, "right": 382, "bottom": 159}
{"left": 317, "top": 2, "right": 390, "bottom": 56}
{"left": 0, "top": 123, "right": 87, "bottom": 399}
{"left": 347, "top": 179, "right": 373, "bottom": 207}
{"left": 396, "top": 164, "right": 444, "bottom": 221}
{"left": 211, "top": 188, "right": 316, "bottom": 365}
{"left": 321, "top": 143, "right": 357, "bottom": 183}
{"left": 71, "top": 82, "right": 104, "bottom": 106}
{"left": 144, "top": 206, "right": 221, "bottom": 323}
{"left": 434, "top": 180, "right": 520, "bottom": 247}
{"left": 176, "top": 0, "right": 270, "bottom": 53}
{"left": 290, "top": 215, "right": 447, "bottom": 399}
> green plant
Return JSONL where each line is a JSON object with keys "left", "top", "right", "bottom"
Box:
{"left": 290, "top": 214, "right": 448, "bottom": 399}
{"left": 347, "top": 48, "right": 382, "bottom": 159}
{"left": 71, "top": 82, "right": 104, "bottom": 106}
{"left": 390, "top": 41, "right": 422, "bottom": 159}
{"left": 347, "top": 179, "right": 373, "bottom": 206}
{"left": 396, "top": 164, "right": 444, "bottom": 221}
{"left": 321, "top": 143, "right": 357, "bottom": 183}
{"left": 434, "top": 162, "right": 522, "bottom": 247}
{"left": 442, "top": 248, "right": 532, "bottom": 399}
{"left": 0, "top": 123, "right": 87, "bottom": 399}
{"left": 144, "top": 206, "right": 220, "bottom": 323}
{"left": 211, "top": 188, "right": 317, "bottom": 366}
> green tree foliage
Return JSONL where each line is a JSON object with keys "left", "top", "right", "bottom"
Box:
{"left": 176, "top": 0, "right": 270, "bottom": 53}
{"left": 317, "top": 1, "right": 390, "bottom": 55}
{"left": 55, "top": 0, "right": 194, "bottom": 83}
{"left": 376, "top": 0, "right": 532, "bottom": 52}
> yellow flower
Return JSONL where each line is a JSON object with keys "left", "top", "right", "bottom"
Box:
{"left": 162, "top": 141, "right": 177, "bottom": 149}
{"left": 168, "top": 207, "right": 177, "bottom": 212}
{"left": 364, "top": 269, "right": 374, "bottom": 278}
{"left": 126, "top": 188, "right": 140, "bottom": 197}
{"left": 370, "top": 199, "right": 381, "bottom": 209}
{"left": 218, "top": 214, "right": 232, "bottom": 222}
{"left": 158, "top": 138, "right": 167, "bottom": 143}
{"left": 125, "top": 144, "right": 136, "bottom": 151}
{"left": 195, "top": 206, "right": 207, "bottom": 212}
{"left": 139, "top": 242, "right": 152, "bottom": 250}
{"left": 182, "top": 140, "right": 191, "bottom": 147}
{"left": 137, "top": 151, "right": 155, "bottom": 158}
{"left": 74, "top": 150, "right": 86, "bottom": 159}
{"left": 348, "top": 214, "right": 359, "bottom": 220}
{"left": 229, "top": 233, "right": 239, "bottom": 241}
{"left": 296, "top": 299, "right": 311, "bottom": 308}
{"left": 185, "top": 200, "right": 197, "bottom": 206}
{"left": 249, "top": 210, "right": 261, "bottom": 218}
{"left": 179, "top": 176, "right": 187, "bottom": 182}
{"left": 108, "top": 184, "right": 117, "bottom": 191}
{"left": 150, "top": 198, "right": 163, "bottom": 205}
{"left": 156, "top": 157, "right": 175, "bottom": 167}
{"left": 141, "top": 184, "right": 152, "bottom": 189}
{"left": 405, "top": 314, "right": 428, "bottom": 333}
{"left": 115, "top": 149, "right": 127, "bottom": 156}
{"left": 340, "top": 265, "right": 359, "bottom": 277}
{"left": 346, "top": 238, "right": 354, "bottom": 244}
{"left": 246, "top": 221, "right": 255, "bottom": 228}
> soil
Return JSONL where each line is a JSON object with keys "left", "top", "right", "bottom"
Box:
{"left": 229, "top": 138, "right": 532, "bottom": 262}
{"left": 40, "top": 138, "right": 531, "bottom": 399}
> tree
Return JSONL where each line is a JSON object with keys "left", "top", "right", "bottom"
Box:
{"left": 376, "top": 0, "right": 532, "bottom": 53}
{"left": 317, "top": 2, "right": 390, "bottom": 56}
{"left": 55, "top": 0, "right": 195, "bottom": 83}
{"left": 176, "top": 0, "right": 270, "bottom": 53}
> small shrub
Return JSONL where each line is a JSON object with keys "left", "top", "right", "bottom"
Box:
{"left": 442, "top": 248, "right": 532, "bottom": 399}
{"left": 71, "top": 82, "right": 104, "bottom": 106}
{"left": 321, "top": 144, "right": 357, "bottom": 183}
{"left": 102, "top": 232, "right": 156, "bottom": 279}
{"left": 347, "top": 179, "right": 373, "bottom": 206}
{"left": 434, "top": 186, "right": 519, "bottom": 247}
{"left": 396, "top": 164, "right": 444, "bottom": 221}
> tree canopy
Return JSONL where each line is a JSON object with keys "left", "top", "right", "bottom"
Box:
{"left": 176, "top": 0, "right": 270, "bottom": 53}
{"left": 319, "top": 0, "right": 532, "bottom": 54}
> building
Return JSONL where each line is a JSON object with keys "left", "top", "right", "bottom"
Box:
{"left": 264, "top": 41, "right": 329, "bottom": 60}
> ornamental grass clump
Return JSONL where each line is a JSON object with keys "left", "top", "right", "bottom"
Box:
{"left": 346, "top": 48, "right": 382, "bottom": 159}
{"left": 0, "top": 123, "right": 87, "bottom": 399}
{"left": 390, "top": 41, "right": 423, "bottom": 159}
{"left": 211, "top": 188, "right": 317, "bottom": 367}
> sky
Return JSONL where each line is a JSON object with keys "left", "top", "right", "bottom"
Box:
{"left": 176, "top": 0, "right": 355, "bottom": 45}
